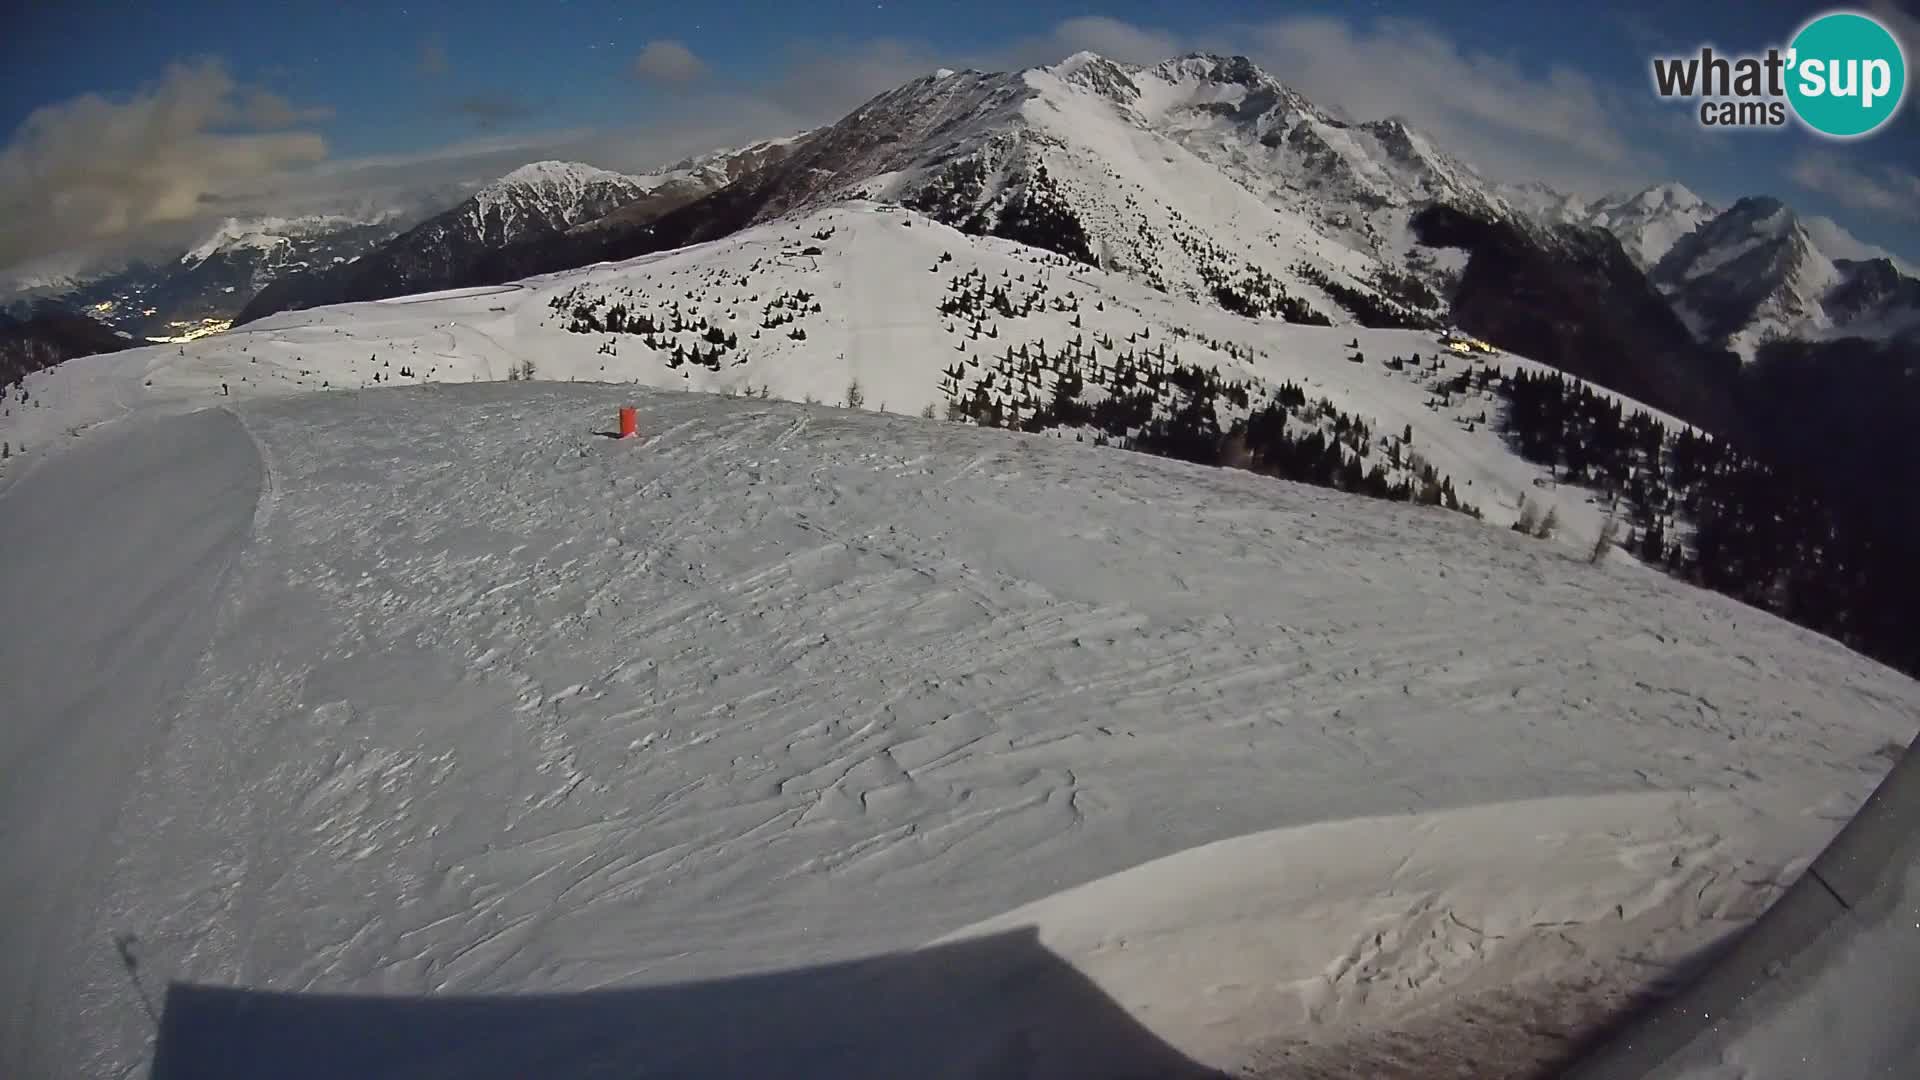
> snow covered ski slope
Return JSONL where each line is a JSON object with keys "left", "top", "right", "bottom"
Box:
{"left": 3, "top": 382, "right": 1914, "bottom": 1079}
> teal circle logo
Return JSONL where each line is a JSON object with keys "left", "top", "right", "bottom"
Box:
{"left": 1786, "top": 11, "right": 1907, "bottom": 137}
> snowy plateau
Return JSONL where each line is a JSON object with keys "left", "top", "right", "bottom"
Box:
{"left": 2, "top": 201, "right": 1917, "bottom": 1080}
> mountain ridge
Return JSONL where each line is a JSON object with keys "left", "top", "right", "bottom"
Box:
{"left": 1652, "top": 195, "right": 1920, "bottom": 358}
{"left": 214, "top": 49, "right": 1914, "bottom": 409}
{"left": 248, "top": 51, "right": 1477, "bottom": 332}
{"left": 236, "top": 138, "right": 805, "bottom": 323}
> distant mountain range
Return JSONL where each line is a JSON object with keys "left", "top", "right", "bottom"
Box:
{"left": 8, "top": 50, "right": 1917, "bottom": 421}
{"left": 1501, "top": 182, "right": 1720, "bottom": 270}
{"left": 235, "top": 136, "right": 808, "bottom": 324}
{"left": 229, "top": 53, "right": 1916, "bottom": 374}
{"left": 4, "top": 214, "right": 410, "bottom": 340}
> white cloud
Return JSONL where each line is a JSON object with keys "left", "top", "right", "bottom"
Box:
{"left": 1219, "top": 15, "right": 1663, "bottom": 193}
{"left": 1866, "top": 1, "right": 1920, "bottom": 60}
{"left": 0, "top": 59, "right": 329, "bottom": 269}
{"left": 1789, "top": 154, "right": 1920, "bottom": 222}
{"left": 1802, "top": 213, "right": 1919, "bottom": 274}
{"left": 632, "top": 40, "right": 708, "bottom": 85}
{"left": 1048, "top": 17, "right": 1183, "bottom": 65}
{"left": 765, "top": 37, "right": 945, "bottom": 120}
{"left": 986, "top": 16, "right": 1186, "bottom": 72}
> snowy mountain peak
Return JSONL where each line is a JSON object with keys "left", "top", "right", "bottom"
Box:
{"left": 180, "top": 214, "right": 383, "bottom": 266}
{"left": 1153, "top": 53, "right": 1268, "bottom": 88}
{"left": 1569, "top": 184, "right": 1721, "bottom": 271}
{"left": 1497, "top": 181, "right": 1718, "bottom": 269}
{"left": 1358, "top": 117, "right": 1430, "bottom": 164}
{"left": 462, "top": 161, "right": 659, "bottom": 246}
{"left": 1045, "top": 51, "right": 1144, "bottom": 102}
{"left": 1497, "top": 181, "right": 1595, "bottom": 225}
{"left": 634, "top": 132, "right": 813, "bottom": 198}
{"left": 1720, "top": 195, "right": 1794, "bottom": 236}
{"left": 182, "top": 219, "right": 293, "bottom": 265}
{"left": 1050, "top": 49, "right": 1117, "bottom": 74}
{"left": 1652, "top": 196, "right": 1850, "bottom": 357}
{"left": 1656, "top": 197, "right": 1815, "bottom": 286}
{"left": 480, "top": 161, "right": 639, "bottom": 200}
{"left": 1626, "top": 182, "right": 1706, "bottom": 214}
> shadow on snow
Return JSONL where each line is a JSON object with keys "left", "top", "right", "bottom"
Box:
{"left": 150, "top": 926, "right": 1219, "bottom": 1080}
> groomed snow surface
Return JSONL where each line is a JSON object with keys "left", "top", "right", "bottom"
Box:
{"left": 3, "top": 381, "right": 1916, "bottom": 1079}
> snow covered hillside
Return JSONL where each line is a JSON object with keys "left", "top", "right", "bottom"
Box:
{"left": 1098, "top": 54, "right": 1518, "bottom": 273}
{"left": 4, "top": 377, "right": 1916, "bottom": 1078}
{"left": 754, "top": 53, "right": 1463, "bottom": 325}
{"left": 1, "top": 203, "right": 1699, "bottom": 554}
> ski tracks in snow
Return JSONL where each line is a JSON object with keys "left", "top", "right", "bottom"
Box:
{"left": 42, "top": 384, "right": 1920, "bottom": 1078}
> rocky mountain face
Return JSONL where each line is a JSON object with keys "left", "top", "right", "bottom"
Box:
{"left": 1652, "top": 196, "right": 1920, "bottom": 358}
{"left": 1116, "top": 54, "right": 1523, "bottom": 255}
{"left": 236, "top": 163, "right": 660, "bottom": 321}
{"left": 567, "top": 135, "right": 810, "bottom": 239}
{"left": 344, "top": 53, "right": 1490, "bottom": 333}
{"left": 1493, "top": 183, "right": 1920, "bottom": 359}
{"left": 477, "top": 51, "right": 1763, "bottom": 433}
{"left": 444, "top": 69, "right": 1053, "bottom": 293}
{"left": 1824, "top": 257, "right": 1920, "bottom": 336}
{"left": 236, "top": 144, "right": 807, "bottom": 324}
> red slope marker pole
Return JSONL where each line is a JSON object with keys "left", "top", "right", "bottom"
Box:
{"left": 618, "top": 406, "right": 638, "bottom": 440}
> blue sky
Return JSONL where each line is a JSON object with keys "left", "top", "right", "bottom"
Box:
{"left": 3, "top": 0, "right": 1917, "bottom": 269}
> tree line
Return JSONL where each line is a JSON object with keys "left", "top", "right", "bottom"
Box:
{"left": 1498, "top": 367, "right": 1919, "bottom": 678}
{"left": 945, "top": 341, "right": 1477, "bottom": 516}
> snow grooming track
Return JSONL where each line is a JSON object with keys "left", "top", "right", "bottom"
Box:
{"left": 225, "top": 405, "right": 282, "bottom": 534}
{"left": 11, "top": 383, "right": 1919, "bottom": 1079}
{"left": 0, "top": 409, "right": 263, "bottom": 1080}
